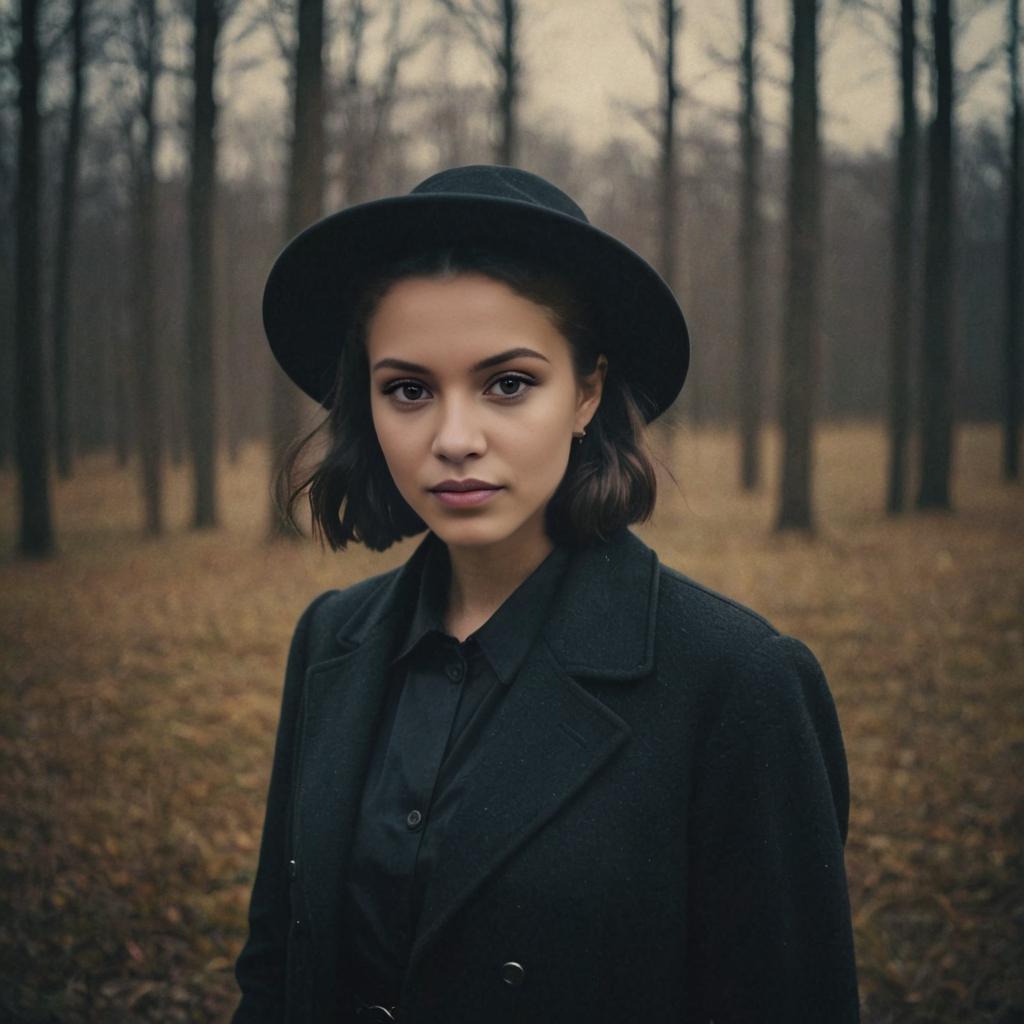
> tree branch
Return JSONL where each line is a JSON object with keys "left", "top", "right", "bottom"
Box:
{"left": 435, "top": 0, "right": 495, "bottom": 58}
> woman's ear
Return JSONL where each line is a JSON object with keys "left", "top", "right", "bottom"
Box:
{"left": 575, "top": 353, "right": 608, "bottom": 432}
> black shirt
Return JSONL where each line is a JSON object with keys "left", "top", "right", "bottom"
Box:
{"left": 343, "top": 535, "right": 571, "bottom": 1005}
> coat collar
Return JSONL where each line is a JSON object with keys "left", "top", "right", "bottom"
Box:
{"left": 297, "top": 526, "right": 661, "bottom": 1005}
{"left": 334, "top": 526, "right": 660, "bottom": 680}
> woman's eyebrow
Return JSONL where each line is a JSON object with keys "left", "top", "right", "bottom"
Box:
{"left": 371, "top": 357, "right": 432, "bottom": 373}
{"left": 474, "top": 346, "right": 551, "bottom": 370}
{"left": 371, "top": 347, "right": 551, "bottom": 373}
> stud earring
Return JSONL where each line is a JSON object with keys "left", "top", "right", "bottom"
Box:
{"left": 572, "top": 428, "right": 586, "bottom": 444}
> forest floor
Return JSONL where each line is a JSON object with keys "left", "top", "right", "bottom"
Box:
{"left": 0, "top": 422, "right": 1021, "bottom": 1023}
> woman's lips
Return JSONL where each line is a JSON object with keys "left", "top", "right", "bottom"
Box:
{"left": 429, "top": 486, "right": 503, "bottom": 508}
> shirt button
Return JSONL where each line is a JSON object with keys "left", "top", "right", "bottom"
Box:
{"left": 501, "top": 961, "right": 525, "bottom": 987}
{"left": 446, "top": 661, "right": 465, "bottom": 682}
{"left": 406, "top": 808, "right": 423, "bottom": 830}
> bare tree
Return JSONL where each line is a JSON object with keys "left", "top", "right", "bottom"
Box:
{"left": 630, "top": 0, "right": 683, "bottom": 291}
{"left": 1005, "top": 0, "right": 1021, "bottom": 479}
{"left": 52, "top": 0, "right": 89, "bottom": 480}
{"left": 186, "top": 0, "right": 223, "bottom": 528}
{"left": 738, "top": 0, "right": 763, "bottom": 491}
{"left": 917, "top": 0, "right": 956, "bottom": 509}
{"left": 886, "top": 0, "right": 920, "bottom": 513}
{"left": 332, "top": 0, "right": 427, "bottom": 204}
{"left": 436, "top": 0, "right": 520, "bottom": 165}
{"left": 625, "top": 0, "right": 688, "bottom": 443}
{"left": 286, "top": 0, "right": 324, "bottom": 247}
{"left": 130, "top": 0, "right": 165, "bottom": 535}
{"left": 776, "top": 0, "right": 821, "bottom": 532}
{"left": 15, "top": 0, "right": 55, "bottom": 556}
{"left": 658, "top": 0, "right": 682, "bottom": 290}
{"left": 269, "top": 0, "right": 324, "bottom": 538}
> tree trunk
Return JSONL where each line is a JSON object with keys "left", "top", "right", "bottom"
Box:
{"left": 133, "top": 0, "right": 164, "bottom": 536}
{"left": 497, "top": 0, "right": 518, "bottom": 165}
{"left": 886, "top": 0, "right": 919, "bottom": 513}
{"left": 917, "top": 0, "right": 956, "bottom": 510}
{"left": 776, "top": 0, "right": 821, "bottom": 532}
{"left": 0, "top": 238, "right": 12, "bottom": 470}
{"left": 270, "top": 0, "right": 325, "bottom": 538}
{"left": 15, "top": 0, "right": 55, "bottom": 557}
{"left": 658, "top": 0, "right": 680, "bottom": 292}
{"left": 115, "top": 318, "right": 132, "bottom": 469}
{"left": 223, "top": 226, "right": 241, "bottom": 465}
{"left": 52, "top": 0, "right": 87, "bottom": 481}
{"left": 288, "top": 0, "right": 324, "bottom": 254}
{"left": 1005, "top": 0, "right": 1021, "bottom": 479}
{"left": 738, "top": 0, "right": 763, "bottom": 491}
{"left": 168, "top": 352, "right": 185, "bottom": 467}
{"left": 649, "top": 0, "right": 681, "bottom": 450}
{"left": 94, "top": 289, "right": 114, "bottom": 455}
{"left": 187, "top": 0, "right": 221, "bottom": 527}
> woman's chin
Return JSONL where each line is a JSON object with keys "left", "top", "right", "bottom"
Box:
{"left": 427, "top": 518, "right": 509, "bottom": 550}
{"left": 423, "top": 510, "right": 547, "bottom": 557}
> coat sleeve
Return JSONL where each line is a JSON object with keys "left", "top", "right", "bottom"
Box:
{"left": 684, "top": 633, "right": 860, "bottom": 1023}
{"left": 232, "top": 592, "right": 334, "bottom": 1024}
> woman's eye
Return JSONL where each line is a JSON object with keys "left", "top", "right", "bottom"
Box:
{"left": 384, "top": 381, "right": 430, "bottom": 403}
{"left": 488, "top": 374, "right": 532, "bottom": 398}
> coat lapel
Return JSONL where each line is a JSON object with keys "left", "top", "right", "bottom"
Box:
{"left": 295, "top": 626, "right": 397, "bottom": 955}
{"left": 407, "top": 638, "right": 632, "bottom": 970}
{"left": 294, "top": 527, "right": 661, "bottom": 976}
{"left": 293, "top": 538, "right": 431, "bottom": 959}
{"left": 408, "top": 527, "right": 661, "bottom": 969}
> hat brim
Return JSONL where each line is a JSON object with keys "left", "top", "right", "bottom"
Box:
{"left": 262, "top": 192, "right": 689, "bottom": 421}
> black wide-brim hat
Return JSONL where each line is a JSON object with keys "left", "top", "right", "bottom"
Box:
{"left": 263, "top": 164, "right": 690, "bottom": 422}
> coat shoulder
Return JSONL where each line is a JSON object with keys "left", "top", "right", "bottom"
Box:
{"left": 650, "top": 562, "right": 840, "bottom": 774}
{"left": 298, "top": 565, "right": 404, "bottom": 661}
{"left": 654, "top": 561, "right": 780, "bottom": 669}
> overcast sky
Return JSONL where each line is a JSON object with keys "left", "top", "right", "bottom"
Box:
{"left": 217, "top": 0, "right": 1013, "bottom": 176}
{"left": 513, "top": 0, "right": 1010, "bottom": 155}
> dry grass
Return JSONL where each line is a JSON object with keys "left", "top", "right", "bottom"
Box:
{"left": 0, "top": 423, "right": 1021, "bottom": 1022}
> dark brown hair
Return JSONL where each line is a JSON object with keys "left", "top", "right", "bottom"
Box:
{"left": 275, "top": 247, "right": 658, "bottom": 551}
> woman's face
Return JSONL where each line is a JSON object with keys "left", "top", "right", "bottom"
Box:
{"left": 366, "top": 273, "right": 604, "bottom": 560}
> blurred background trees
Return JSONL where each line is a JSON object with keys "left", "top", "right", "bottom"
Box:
{"left": 268, "top": 0, "right": 325, "bottom": 539}
{"left": 777, "top": 0, "right": 822, "bottom": 530}
{"left": 13, "top": 0, "right": 54, "bottom": 556}
{"left": 4, "top": 0, "right": 1021, "bottom": 555}
{"left": 887, "top": 0, "right": 920, "bottom": 514}
{"left": 1005, "top": 0, "right": 1021, "bottom": 479}
{"left": 917, "top": 0, "right": 956, "bottom": 510}
{"left": 738, "top": 0, "right": 765, "bottom": 493}
{"left": 186, "top": 0, "right": 224, "bottom": 529}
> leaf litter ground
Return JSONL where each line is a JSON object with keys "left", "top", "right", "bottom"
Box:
{"left": 0, "top": 424, "right": 1021, "bottom": 1022}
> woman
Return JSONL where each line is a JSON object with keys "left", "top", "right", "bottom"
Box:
{"left": 233, "top": 165, "right": 859, "bottom": 1023}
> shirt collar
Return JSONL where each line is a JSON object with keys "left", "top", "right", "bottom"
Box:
{"left": 391, "top": 534, "right": 450, "bottom": 664}
{"left": 390, "top": 532, "right": 572, "bottom": 685}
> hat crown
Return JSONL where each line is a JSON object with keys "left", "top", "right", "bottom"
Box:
{"left": 264, "top": 164, "right": 688, "bottom": 419}
{"left": 410, "top": 165, "right": 590, "bottom": 225}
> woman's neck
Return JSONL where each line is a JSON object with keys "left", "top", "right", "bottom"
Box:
{"left": 443, "top": 528, "right": 554, "bottom": 641}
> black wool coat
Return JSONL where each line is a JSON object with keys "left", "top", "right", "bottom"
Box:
{"left": 233, "top": 527, "right": 860, "bottom": 1024}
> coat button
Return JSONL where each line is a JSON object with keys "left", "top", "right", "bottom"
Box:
{"left": 446, "top": 661, "right": 465, "bottom": 682}
{"left": 500, "top": 961, "right": 525, "bottom": 987}
{"left": 406, "top": 808, "right": 423, "bottom": 830}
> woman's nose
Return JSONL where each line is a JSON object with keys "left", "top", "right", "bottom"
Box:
{"left": 430, "top": 396, "right": 486, "bottom": 462}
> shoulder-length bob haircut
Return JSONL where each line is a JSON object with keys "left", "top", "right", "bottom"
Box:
{"left": 275, "top": 246, "right": 659, "bottom": 551}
